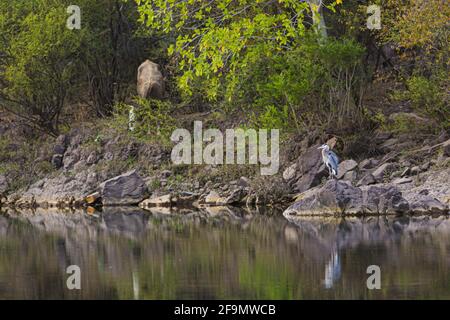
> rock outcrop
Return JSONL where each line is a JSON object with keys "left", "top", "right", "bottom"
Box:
{"left": 284, "top": 180, "right": 410, "bottom": 216}
{"left": 98, "top": 170, "right": 149, "bottom": 205}
{"left": 284, "top": 145, "right": 328, "bottom": 193}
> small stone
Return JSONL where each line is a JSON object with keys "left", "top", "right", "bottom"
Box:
{"left": 160, "top": 170, "right": 172, "bottom": 179}
{"left": 400, "top": 167, "right": 410, "bottom": 177}
{"left": 103, "top": 152, "right": 114, "bottom": 161}
{"left": 392, "top": 177, "right": 413, "bottom": 185}
{"left": 283, "top": 163, "right": 297, "bottom": 181}
{"left": 410, "top": 166, "right": 421, "bottom": 175}
{"left": 86, "top": 152, "right": 98, "bottom": 165}
{"left": 238, "top": 177, "right": 250, "bottom": 187}
{"left": 420, "top": 162, "right": 430, "bottom": 171}
{"left": 51, "top": 154, "right": 64, "bottom": 169}
{"left": 380, "top": 138, "right": 398, "bottom": 151}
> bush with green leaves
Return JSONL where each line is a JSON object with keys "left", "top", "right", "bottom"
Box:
{"left": 0, "top": 0, "right": 84, "bottom": 136}
{"left": 114, "top": 98, "right": 177, "bottom": 145}
{"left": 236, "top": 35, "right": 367, "bottom": 133}
{"left": 405, "top": 76, "right": 449, "bottom": 129}
{"left": 136, "top": 0, "right": 342, "bottom": 100}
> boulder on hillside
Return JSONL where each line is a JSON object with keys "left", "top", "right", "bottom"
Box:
{"left": 337, "top": 159, "right": 358, "bottom": 179}
{"left": 289, "top": 145, "right": 328, "bottom": 193}
{"left": 356, "top": 174, "right": 376, "bottom": 187}
{"left": 98, "top": 170, "right": 149, "bottom": 205}
{"left": 283, "top": 180, "right": 409, "bottom": 216}
{"left": 372, "top": 162, "right": 397, "bottom": 182}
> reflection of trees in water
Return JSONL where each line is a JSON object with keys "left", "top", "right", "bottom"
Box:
{"left": 0, "top": 208, "right": 449, "bottom": 299}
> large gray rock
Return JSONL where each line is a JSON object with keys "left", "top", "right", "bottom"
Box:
{"left": 358, "top": 158, "right": 379, "bottom": 170}
{"left": 291, "top": 145, "right": 328, "bottom": 193}
{"left": 337, "top": 160, "right": 358, "bottom": 179}
{"left": 98, "top": 170, "right": 149, "bottom": 205}
{"left": 356, "top": 174, "right": 376, "bottom": 186}
{"left": 409, "top": 196, "right": 448, "bottom": 215}
{"left": 372, "top": 163, "right": 396, "bottom": 182}
{"left": 284, "top": 180, "right": 409, "bottom": 216}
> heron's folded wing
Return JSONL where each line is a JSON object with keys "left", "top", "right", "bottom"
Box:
{"left": 328, "top": 151, "right": 339, "bottom": 173}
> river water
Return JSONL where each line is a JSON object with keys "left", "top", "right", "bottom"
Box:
{"left": 0, "top": 207, "right": 449, "bottom": 299}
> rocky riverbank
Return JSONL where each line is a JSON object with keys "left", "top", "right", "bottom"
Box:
{"left": 0, "top": 123, "right": 449, "bottom": 216}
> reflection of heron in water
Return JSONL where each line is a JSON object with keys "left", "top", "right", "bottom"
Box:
{"left": 324, "top": 248, "right": 341, "bottom": 289}
{"left": 324, "top": 219, "right": 349, "bottom": 289}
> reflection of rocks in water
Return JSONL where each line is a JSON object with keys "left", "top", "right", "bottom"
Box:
{"left": 1, "top": 207, "right": 449, "bottom": 299}
{"left": 0, "top": 213, "right": 11, "bottom": 236}
{"left": 284, "top": 215, "right": 450, "bottom": 260}
{"left": 101, "top": 207, "right": 150, "bottom": 238}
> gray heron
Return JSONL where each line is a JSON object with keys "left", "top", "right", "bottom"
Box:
{"left": 318, "top": 144, "right": 339, "bottom": 179}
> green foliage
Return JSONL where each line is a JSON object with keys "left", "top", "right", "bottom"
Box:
{"left": 253, "top": 105, "right": 289, "bottom": 130}
{"left": 0, "top": 0, "right": 84, "bottom": 135}
{"left": 239, "top": 35, "right": 366, "bottom": 132}
{"left": 136, "top": 0, "right": 342, "bottom": 100}
{"left": 114, "top": 97, "right": 177, "bottom": 145}
{"left": 392, "top": 75, "right": 449, "bottom": 130}
{"left": 0, "top": 135, "right": 54, "bottom": 193}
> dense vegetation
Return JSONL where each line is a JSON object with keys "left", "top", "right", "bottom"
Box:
{"left": 0, "top": 0, "right": 448, "bottom": 192}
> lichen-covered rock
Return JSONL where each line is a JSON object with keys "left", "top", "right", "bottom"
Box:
{"left": 99, "top": 170, "right": 149, "bottom": 205}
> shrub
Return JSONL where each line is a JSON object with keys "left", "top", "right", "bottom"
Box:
{"left": 114, "top": 98, "right": 177, "bottom": 145}
{"left": 234, "top": 35, "right": 368, "bottom": 134}
{"left": 392, "top": 75, "right": 449, "bottom": 130}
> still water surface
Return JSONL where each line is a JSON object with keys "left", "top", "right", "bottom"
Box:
{"left": 0, "top": 207, "right": 449, "bottom": 299}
